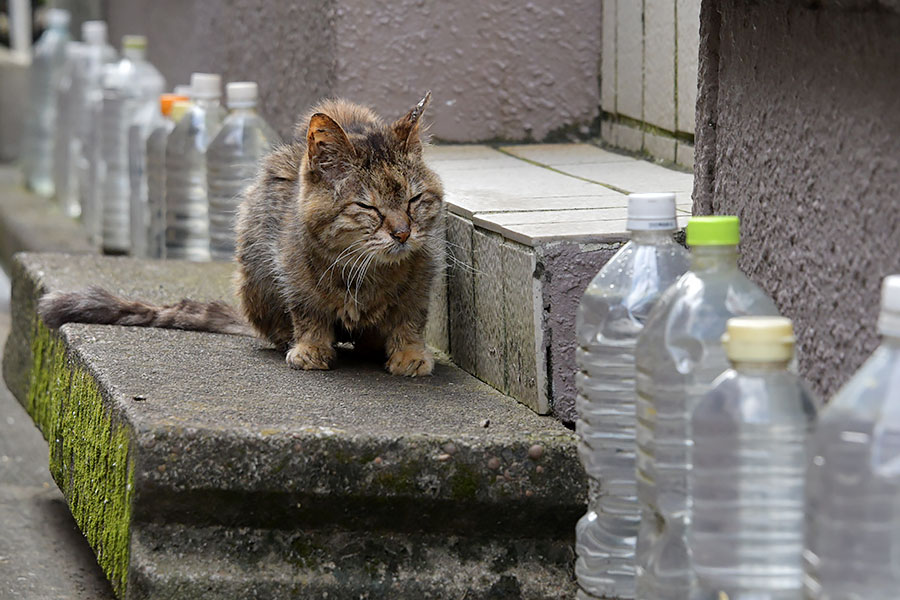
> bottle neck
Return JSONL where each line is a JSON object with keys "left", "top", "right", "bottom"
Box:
{"left": 193, "top": 97, "right": 221, "bottom": 110}
{"left": 122, "top": 47, "right": 146, "bottom": 61}
{"left": 690, "top": 244, "right": 739, "bottom": 272}
{"left": 730, "top": 359, "right": 791, "bottom": 374}
{"left": 227, "top": 105, "right": 258, "bottom": 115}
{"left": 629, "top": 229, "right": 676, "bottom": 245}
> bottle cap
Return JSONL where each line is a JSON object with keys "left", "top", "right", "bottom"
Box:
{"left": 722, "top": 316, "right": 795, "bottom": 363}
{"left": 46, "top": 9, "right": 71, "bottom": 28}
{"left": 626, "top": 193, "right": 678, "bottom": 231}
{"left": 226, "top": 82, "right": 258, "bottom": 108}
{"left": 121, "top": 34, "right": 147, "bottom": 51}
{"left": 170, "top": 100, "right": 192, "bottom": 123}
{"left": 160, "top": 94, "right": 189, "bottom": 117}
{"left": 174, "top": 84, "right": 192, "bottom": 97}
{"left": 81, "top": 21, "right": 107, "bottom": 46}
{"left": 686, "top": 216, "right": 740, "bottom": 246}
{"left": 189, "top": 73, "right": 221, "bottom": 100}
{"left": 878, "top": 275, "right": 900, "bottom": 338}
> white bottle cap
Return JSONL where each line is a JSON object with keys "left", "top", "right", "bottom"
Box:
{"left": 626, "top": 192, "right": 678, "bottom": 231}
{"left": 46, "top": 9, "right": 71, "bottom": 28}
{"left": 190, "top": 73, "right": 221, "bottom": 100}
{"left": 722, "top": 316, "right": 795, "bottom": 363}
{"left": 226, "top": 82, "right": 258, "bottom": 108}
{"left": 82, "top": 21, "right": 107, "bottom": 46}
{"left": 878, "top": 275, "right": 900, "bottom": 337}
{"left": 174, "top": 84, "right": 192, "bottom": 97}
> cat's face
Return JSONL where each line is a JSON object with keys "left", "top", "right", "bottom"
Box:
{"left": 302, "top": 95, "right": 444, "bottom": 265}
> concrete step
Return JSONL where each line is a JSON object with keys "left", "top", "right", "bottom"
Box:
{"left": 3, "top": 252, "right": 586, "bottom": 599}
{"left": 424, "top": 143, "right": 692, "bottom": 422}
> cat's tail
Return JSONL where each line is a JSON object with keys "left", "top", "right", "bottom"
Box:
{"left": 38, "top": 286, "right": 258, "bottom": 337}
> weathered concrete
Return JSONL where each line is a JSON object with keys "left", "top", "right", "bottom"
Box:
{"left": 694, "top": 0, "right": 900, "bottom": 398}
{"left": 0, "top": 166, "right": 94, "bottom": 273}
{"left": 4, "top": 252, "right": 586, "bottom": 598}
{"left": 104, "top": 0, "right": 601, "bottom": 143}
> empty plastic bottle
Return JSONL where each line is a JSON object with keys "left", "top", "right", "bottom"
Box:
{"left": 99, "top": 35, "right": 165, "bottom": 254}
{"left": 634, "top": 216, "right": 780, "bottom": 600}
{"left": 575, "top": 193, "right": 690, "bottom": 600}
{"left": 22, "top": 8, "right": 70, "bottom": 197}
{"left": 131, "top": 93, "right": 188, "bottom": 258}
{"left": 804, "top": 275, "right": 900, "bottom": 600}
{"left": 690, "top": 316, "right": 817, "bottom": 600}
{"left": 165, "top": 73, "right": 225, "bottom": 261}
{"left": 74, "top": 21, "right": 116, "bottom": 246}
{"left": 53, "top": 40, "right": 86, "bottom": 217}
{"left": 207, "top": 82, "right": 279, "bottom": 261}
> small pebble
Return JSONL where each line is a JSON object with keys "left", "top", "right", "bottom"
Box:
{"left": 525, "top": 490, "right": 534, "bottom": 498}
{"left": 442, "top": 442, "right": 457, "bottom": 455}
{"left": 481, "top": 419, "right": 490, "bottom": 428}
{"left": 132, "top": 394, "right": 146, "bottom": 402}
{"left": 156, "top": 464, "right": 166, "bottom": 473}
{"left": 527, "top": 444, "right": 544, "bottom": 460}
{"left": 373, "top": 456, "right": 383, "bottom": 466}
{"left": 535, "top": 465, "right": 544, "bottom": 474}
{"left": 436, "top": 453, "right": 452, "bottom": 462}
{"left": 487, "top": 457, "right": 501, "bottom": 470}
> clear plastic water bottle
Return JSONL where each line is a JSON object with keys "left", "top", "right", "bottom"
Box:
{"left": 804, "top": 275, "right": 900, "bottom": 600}
{"left": 74, "top": 21, "right": 116, "bottom": 246}
{"left": 22, "top": 8, "right": 70, "bottom": 197}
{"left": 130, "top": 93, "right": 188, "bottom": 258}
{"left": 165, "top": 73, "right": 225, "bottom": 261}
{"left": 575, "top": 193, "right": 690, "bottom": 600}
{"left": 99, "top": 35, "right": 165, "bottom": 254}
{"left": 207, "top": 82, "right": 279, "bottom": 261}
{"left": 690, "top": 316, "right": 817, "bottom": 600}
{"left": 634, "top": 216, "right": 780, "bottom": 600}
{"left": 53, "top": 40, "right": 86, "bottom": 217}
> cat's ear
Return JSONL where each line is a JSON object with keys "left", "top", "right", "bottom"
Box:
{"left": 391, "top": 91, "right": 431, "bottom": 154}
{"left": 307, "top": 113, "right": 356, "bottom": 181}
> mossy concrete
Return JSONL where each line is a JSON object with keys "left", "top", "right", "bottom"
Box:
{"left": 3, "top": 252, "right": 587, "bottom": 599}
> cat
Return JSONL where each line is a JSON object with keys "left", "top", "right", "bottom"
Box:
{"left": 39, "top": 92, "right": 445, "bottom": 377}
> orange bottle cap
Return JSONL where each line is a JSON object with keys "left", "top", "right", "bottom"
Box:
{"left": 159, "top": 94, "right": 190, "bottom": 117}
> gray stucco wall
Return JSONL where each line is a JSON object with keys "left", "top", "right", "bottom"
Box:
{"left": 694, "top": 0, "right": 900, "bottom": 399}
{"left": 105, "top": 0, "right": 601, "bottom": 142}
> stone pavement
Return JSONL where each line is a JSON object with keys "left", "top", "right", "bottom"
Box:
{"left": 0, "top": 266, "right": 114, "bottom": 599}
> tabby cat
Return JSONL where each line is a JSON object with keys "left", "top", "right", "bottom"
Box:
{"left": 39, "top": 93, "right": 445, "bottom": 377}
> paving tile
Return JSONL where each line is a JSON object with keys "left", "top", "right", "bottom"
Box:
{"left": 555, "top": 158, "right": 694, "bottom": 194}
{"left": 643, "top": 131, "right": 678, "bottom": 163}
{"left": 677, "top": 0, "right": 701, "bottom": 134}
{"left": 473, "top": 228, "right": 507, "bottom": 393}
{"left": 474, "top": 208, "right": 630, "bottom": 229}
{"left": 676, "top": 141, "right": 695, "bottom": 170}
{"left": 601, "top": 120, "right": 615, "bottom": 146}
{"left": 446, "top": 213, "right": 477, "bottom": 373}
{"left": 601, "top": 0, "right": 617, "bottom": 112}
{"left": 424, "top": 145, "right": 506, "bottom": 163}
{"left": 497, "top": 216, "right": 691, "bottom": 247}
{"left": 612, "top": 122, "right": 643, "bottom": 153}
{"left": 446, "top": 191, "right": 629, "bottom": 220}
{"left": 501, "top": 241, "right": 547, "bottom": 414}
{"left": 615, "top": 0, "right": 644, "bottom": 121}
{"left": 644, "top": 0, "right": 677, "bottom": 131}
{"left": 428, "top": 155, "right": 527, "bottom": 173}
{"left": 499, "top": 143, "right": 633, "bottom": 167}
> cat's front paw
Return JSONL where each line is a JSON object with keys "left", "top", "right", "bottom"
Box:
{"left": 286, "top": 342, "right": 335, "bottom": 370}
{"left": 386, "top": 346, "right": 434, "bottom": 377}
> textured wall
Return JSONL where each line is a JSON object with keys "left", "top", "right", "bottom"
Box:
{"left": 694, "top": 0, "right": 900, "bottom": 399}
{"left": 105, "top": 0, "right": 601, "bottom": 142}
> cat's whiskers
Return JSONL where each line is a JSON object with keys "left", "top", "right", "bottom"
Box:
{"left": 353, "top": 251, "right": 377, "bottom": 305}
{"left": 343, "top": 248, "right": 372, "bottom": 305}
{"left": 421, "top": 234, "right": 483, "bottom": 275}
{"left": 317, "top": 239, "right": 367, "bottom": 288}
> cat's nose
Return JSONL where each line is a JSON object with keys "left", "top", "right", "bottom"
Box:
{"left": 391, "top": 228, "right": 411, "bottom": 244}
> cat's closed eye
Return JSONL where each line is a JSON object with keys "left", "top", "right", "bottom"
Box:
{"left": 355, "top": 201, "right": 379, "bottom": 212}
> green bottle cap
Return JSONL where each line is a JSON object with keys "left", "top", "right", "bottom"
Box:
{"left": 686, "top": 216, "right": 740, "bottom": 246}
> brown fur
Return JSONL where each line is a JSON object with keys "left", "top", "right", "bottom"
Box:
{"left": 39, "top": 94, "right": 445, "bottom": 377}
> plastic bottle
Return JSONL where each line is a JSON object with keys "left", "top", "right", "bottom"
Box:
{"left": 634, "top": 216, "right": 780, "bottom": 600}
{"left": 74, "top": 21, "right": 116, "bottom": 246}
{"left": 574, "top": 193, "right": 690, "bottom": 600}
{"left": 53, "top": 40, "right": 86, "bottom": 217}
{"left": 22, "top": 8, "right": 70, "bottom": 197}
{"left": 689, "top": 316, "right": 817, "bottom": 600}
{"left": 804, "top": 275, "right": 900, "bottom": 600}
{"left": 165, "top": 73, "right": 224, "bottom": 261}
{"left": 207, "top": 82, "right": 279, "bottom": 261}
{"left": 100, "top": 35, "right": 165, "bottom": 254}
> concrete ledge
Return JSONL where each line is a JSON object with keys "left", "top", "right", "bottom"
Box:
{"left": 3, "top": 252, "right": 586, "bottom": 599}
{"left": 0, "top": 166, "right": 94, "bottom": 273}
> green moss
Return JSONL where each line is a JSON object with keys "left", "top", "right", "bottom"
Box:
{"left": 27, "top": 320, "right": 135, "bottom": 597}
{"left": 449, "top": 463, "right": 481, "bottom": 501}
